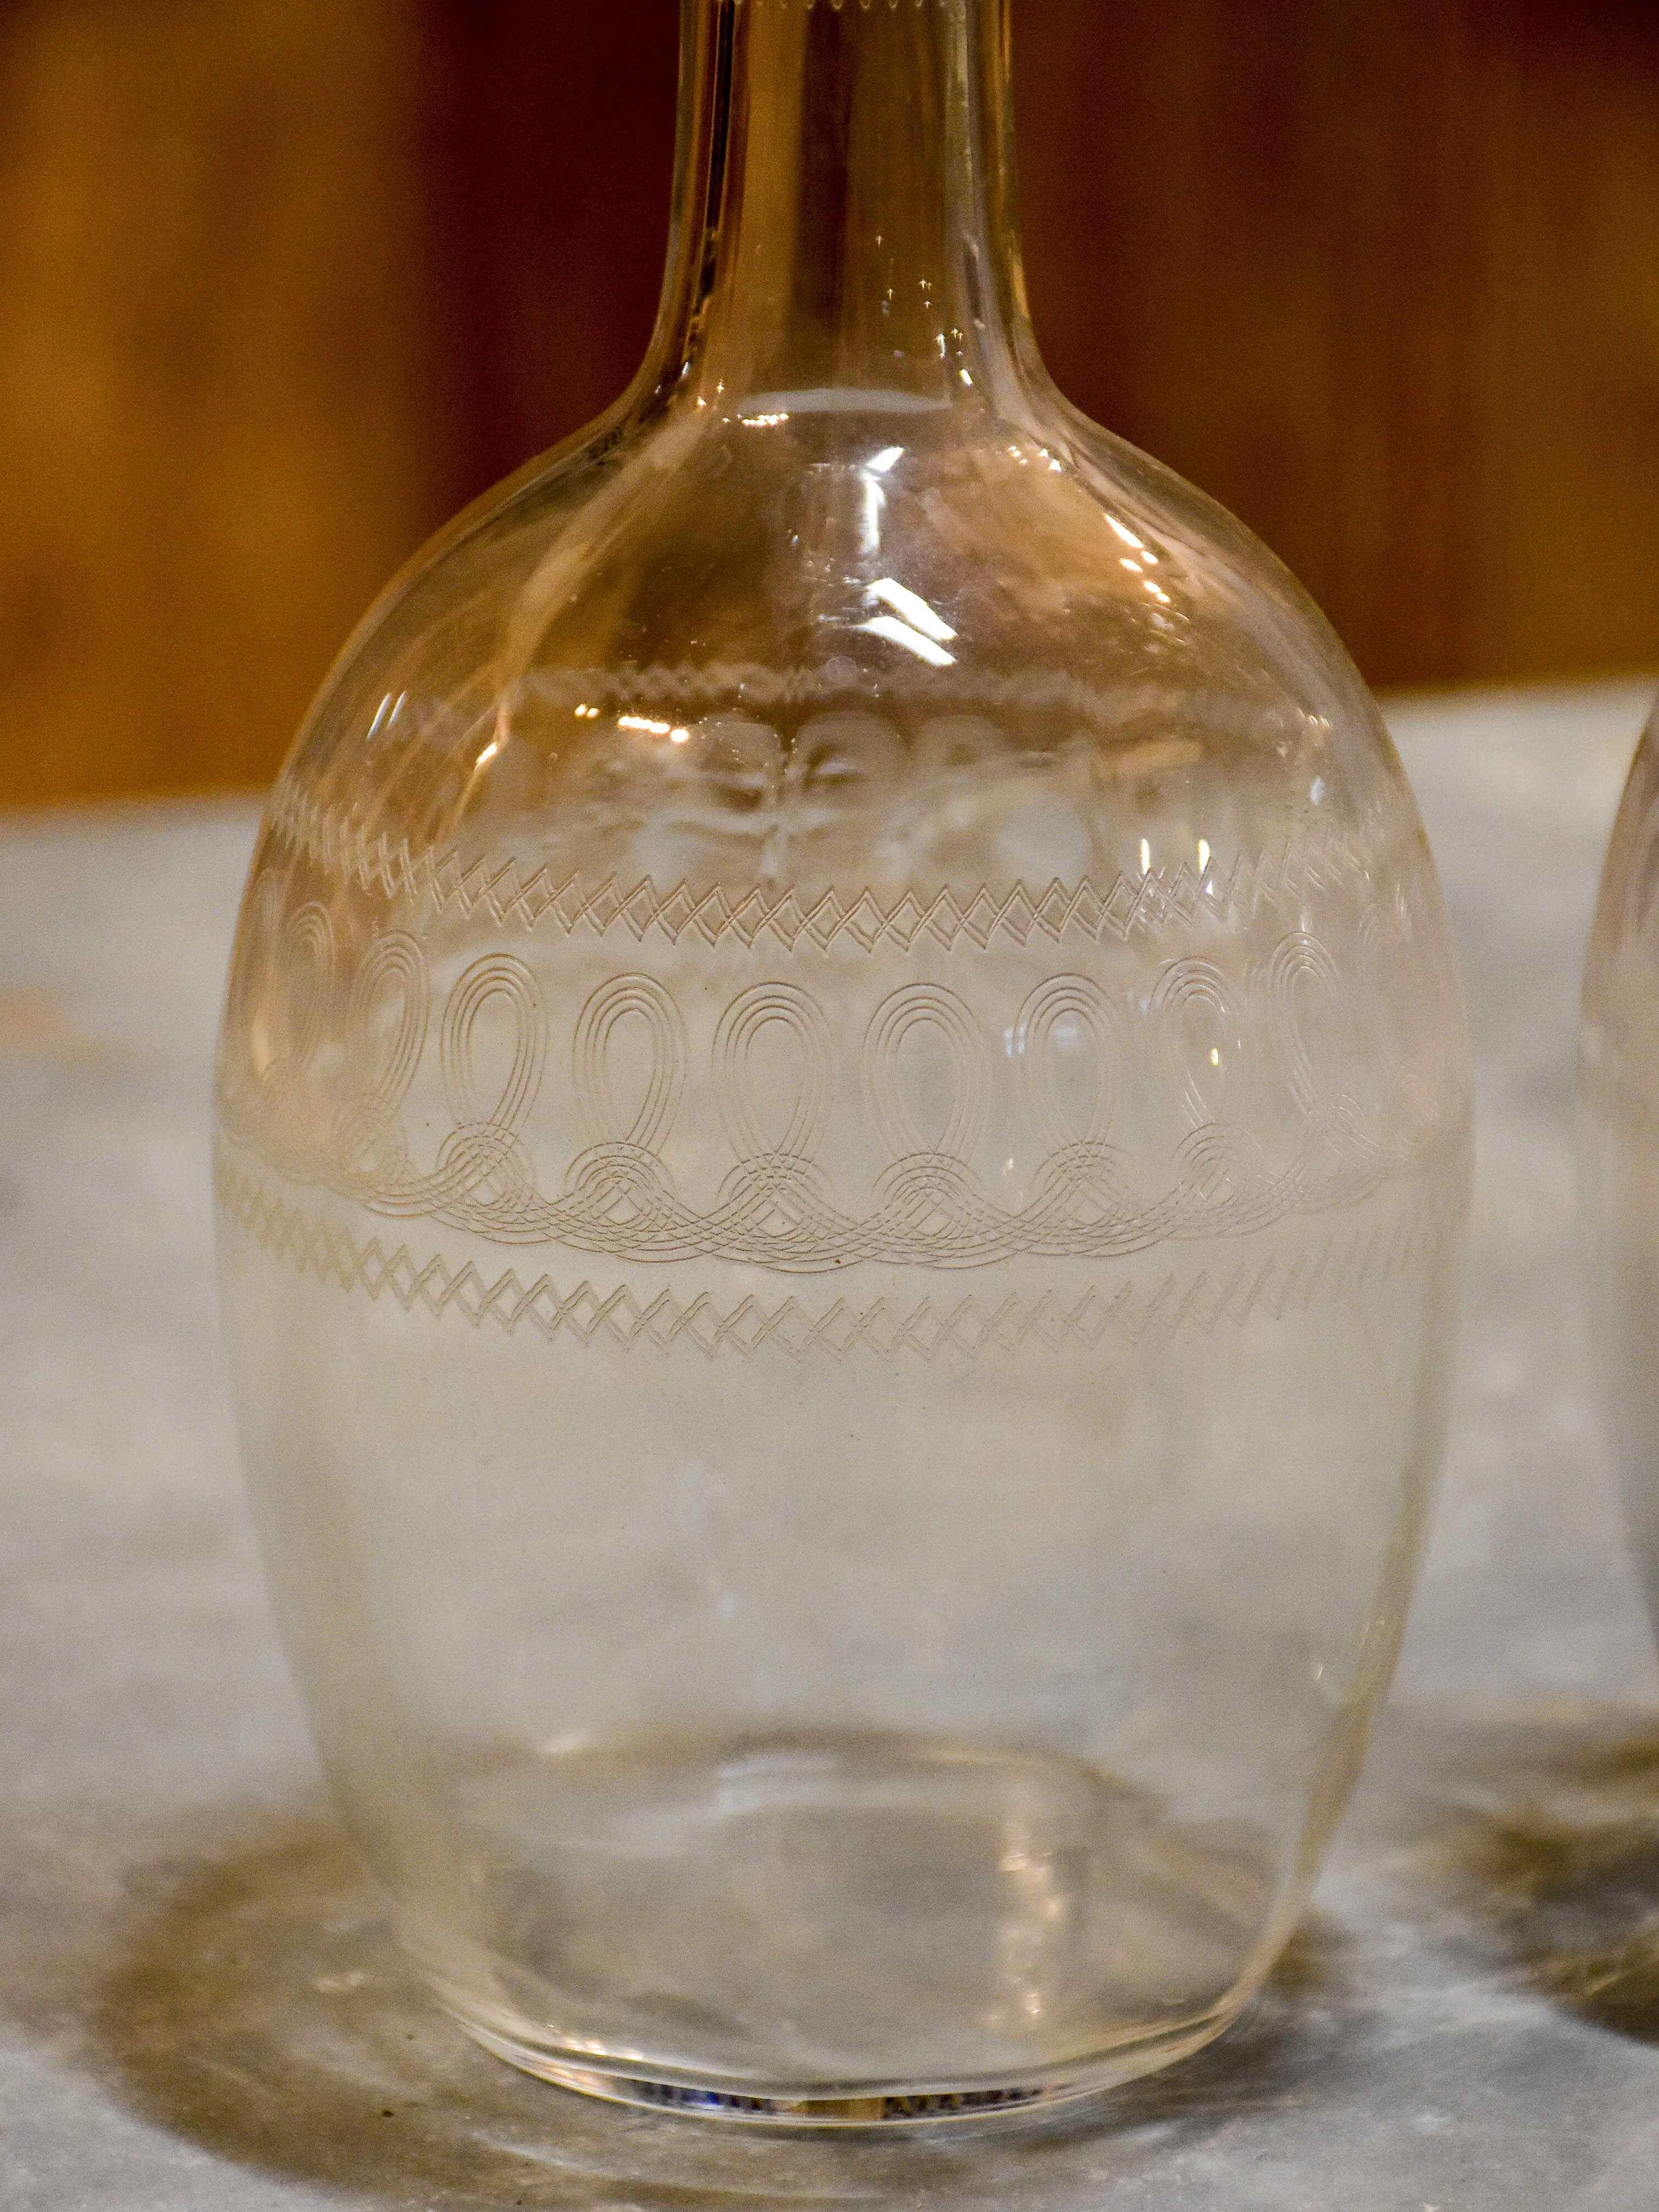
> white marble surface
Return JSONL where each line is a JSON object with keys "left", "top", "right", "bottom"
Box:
{"left": 3, "top": 685, "right": 1659, "bottom": 2208}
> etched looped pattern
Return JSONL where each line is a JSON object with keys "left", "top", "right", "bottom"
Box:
{"left": 863, "top": 984, "right": 985, "bottom": 1163}
{"left": 218, "top": 895, "right": 1466, "bottom": 1270}
{"left": 1152, "top": 958, "right": 1245, "bottom": 1129}
{"left": 1014, "top": 975, "right": 1117, "bottom": 1151}
{"left": 714, "top": 983, "right": 833, "bottom": 1164}
{"left": 345, "top": 931, "right": 430, "bottom": 1108}
{"left": 225, "top": 868, "right": 286, "bottom": 1048}
{"left": 573, "top": 974, "right": 686, "bottom": 1154}
{"left": 1267, "top": 930, "right": 1346, "bottom": 1118}
{"left": 279, "top": 904, "right": 335, "bottom": 1079}
{"left": 331, "top": 930, "right": 429, "bottom": 1175}
{"left": 440, "top": 954, "right": 545, "bottom": 1134}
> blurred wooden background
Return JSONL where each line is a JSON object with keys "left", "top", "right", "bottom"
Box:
{"left": 3, "top": 0, "right": 1658, "bottom": 804}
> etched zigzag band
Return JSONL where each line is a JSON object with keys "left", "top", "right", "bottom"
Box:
{"left": 216, "top": 1154, "right": 1451, "bottom": 1359}
{"left": 265, "top": 782, "right": 1378, "bottom": 954}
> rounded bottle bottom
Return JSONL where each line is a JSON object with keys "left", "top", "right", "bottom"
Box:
{"left": 436, "top": 1999, "right": 1238, "bottom": 2127}
{"left": 395, "top": 1729, "right": 1279, "bottom": 2127}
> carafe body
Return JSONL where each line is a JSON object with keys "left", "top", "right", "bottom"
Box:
{"left": 216, "top": 0, "right": 1472, "bottom": 2122}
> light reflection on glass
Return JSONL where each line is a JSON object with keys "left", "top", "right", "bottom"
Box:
{"left": 867, "top": 576, "right": 954, "bottom": 643}
{"left": 855, "top": 613, "right": 954, "bottom": 667}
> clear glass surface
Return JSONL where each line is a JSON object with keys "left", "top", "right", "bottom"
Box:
{"left": 215, "top": 0, "right": 1472, "bottom": 2125}
{"left": 1580, "top": 700, "right": 1659, "bottom": 1644}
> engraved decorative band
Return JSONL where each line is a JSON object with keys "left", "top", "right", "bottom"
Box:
{"left": 218, "top": 920, "right": 1464, "bottom": 1268}
{"left": 217, "top": 1153, "right": 1452, "bottom": 1359}
{"left": 266, "top": 777, "right": 1381, "bottom": 953}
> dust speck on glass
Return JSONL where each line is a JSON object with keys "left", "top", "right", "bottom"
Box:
{"left": 216, "top": 0, "right": 1472, "bottom": 2126}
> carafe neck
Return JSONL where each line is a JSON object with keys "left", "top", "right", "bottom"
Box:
{"left": 643, "top": 0, "right": 1036, "bottom": 418}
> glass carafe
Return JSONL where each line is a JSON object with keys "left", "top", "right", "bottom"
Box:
{"left": 1579, "top": 701, "right": 1659, "bottom": 1642}
{"left": 216, "top": 0, "right": 1473, "bottom": 2125}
